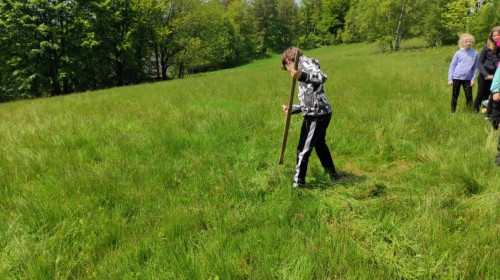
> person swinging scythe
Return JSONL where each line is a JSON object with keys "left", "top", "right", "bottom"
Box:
{"left": 278, "top": 47, "right": 341, "bottom": 188}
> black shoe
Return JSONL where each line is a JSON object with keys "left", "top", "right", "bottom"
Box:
{"left": 328, "top": 171, "right": 342, "bottom": 180}
{"left": 325, "top": 167, "right": 341, "bottom": 180}
{"left": 292, "top": 179, "right": 306, "bottom": 188}
{"left": 292, "top": 182, "right": 306, "bottom": 188}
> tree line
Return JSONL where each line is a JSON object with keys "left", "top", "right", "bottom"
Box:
{"left": 1, "top": 0, "right": 499, "bottom": 102}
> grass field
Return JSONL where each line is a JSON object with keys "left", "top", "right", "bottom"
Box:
{"left": 1, "top": 42, "right": 499, "bottom": 279}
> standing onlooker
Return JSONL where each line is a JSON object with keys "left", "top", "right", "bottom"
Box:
{"left": 473, "top": 26, "right": 500, "bottom": 116}
{"left": 489, "top": 66, "right": 500, "bottom": 166}
{"left": 448, "top": 33, "right": 479, "bottom": 113}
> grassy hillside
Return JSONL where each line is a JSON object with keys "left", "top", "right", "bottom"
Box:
{"left": 1, "top": 43, "right": 498, "bottom": 279}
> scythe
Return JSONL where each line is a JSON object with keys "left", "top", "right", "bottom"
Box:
{"left": 278, "top": 50, "right": 300, "bottom": 164}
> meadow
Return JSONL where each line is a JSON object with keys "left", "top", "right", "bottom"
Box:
{"left": 0, "top": 42, "right": 498, "bottom": 279}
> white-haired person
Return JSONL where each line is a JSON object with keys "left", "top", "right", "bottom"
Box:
{"left": 448, "top": 33, "right": 479, "bottom": 113}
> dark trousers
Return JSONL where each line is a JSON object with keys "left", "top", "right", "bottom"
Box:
{"left": 492, "top": 100, "right": 500, "bottom": 152}
{"left": 486, "top": 94, "right": 494, "bottom": 117}
{"left": 294, "top": 113, "right": 336, "bottom": 184}
{"left": 473, "top": 75, "right": 492, "bottom": 113}
{"left": 490, "top": 100, "right": 500, "bottom": 164}
{"left": 496, "top": 134, "right": 500, "bottom": 166}
{"left": 451, "top": 79, "right": 473, "bottom": 112}
{"left": 492, "top": 99, "right": 500, "bottom": 131}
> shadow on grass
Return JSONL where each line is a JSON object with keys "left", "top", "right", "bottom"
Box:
{"left": 302, "top": 171, "right": 369, "bottom": 190}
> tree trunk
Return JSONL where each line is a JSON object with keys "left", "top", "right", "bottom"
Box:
{"left": 49, "top": 58, "right": 62, "bottom": 96}
{"left": 63, "top": 78, "right": 71, "bottom": 94}
{"left": 155, "top": 45, "right": 161, "bottom": 80}
{"left": 394, "top": 0, "right": 407, "bottom": 52}
{"left": 161, "top": 52, "right": 169, "bottom": 80}
{"left": 178, "top": 62, "right": 184, "bottom": 79}
{"left": 116, "top": 60, "right": 124, "bottom": 86}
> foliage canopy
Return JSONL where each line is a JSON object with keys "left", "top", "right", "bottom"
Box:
{"left": 0, "top": 0, "right": 499, "bottom": 101}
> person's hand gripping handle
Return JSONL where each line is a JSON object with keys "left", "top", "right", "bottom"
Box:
{"left": 279, "top": 50, "right": 300, "bottom": 165}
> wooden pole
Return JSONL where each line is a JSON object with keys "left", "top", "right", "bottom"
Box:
{"left": 279, "top": 50, "right": 300, "bottom": 164}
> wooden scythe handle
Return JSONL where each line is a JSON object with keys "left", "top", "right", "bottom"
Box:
{"left": 278, "top": 50, "right": 300, "bottom": 164}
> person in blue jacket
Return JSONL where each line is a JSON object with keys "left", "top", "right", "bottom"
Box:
{"left": 280, "top": 47, "right": 341, "bottom": 187}
{"left": 448, "top": 33, "right": 479, "bottom": 113}
{"left": 489, "top": 62, "right": 500, "bottom": 166}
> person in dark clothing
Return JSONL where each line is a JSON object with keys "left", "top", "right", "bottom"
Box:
{"left": 489, "top": 65, "right": 500, "bottom": 166}
{"left": 280, "top": 47, "right": 341, "bottom": 188}
{"left": 473, "top": 26, "right": 500, "bottom": 116}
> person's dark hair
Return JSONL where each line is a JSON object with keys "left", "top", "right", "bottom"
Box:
{"left": 281, "top": 47, "right": 303, "bottom": 70}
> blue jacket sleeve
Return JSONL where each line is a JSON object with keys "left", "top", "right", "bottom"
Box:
{"left": 491, "top": 69, "right": 500, "bottom": 93}
{"left": 472, "top": 52, "right": 479, "bottom": 80}
{"left": 448, "top": 52, "right": 458, "bottom": 82}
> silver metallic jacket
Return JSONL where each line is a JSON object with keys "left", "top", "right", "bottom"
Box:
{"left": 291, "top": 55, "right": 332, "bottom": 117}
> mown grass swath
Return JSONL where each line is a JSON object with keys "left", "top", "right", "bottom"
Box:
{"left": 0, "top": 42, "right": 498, "bottom": 279}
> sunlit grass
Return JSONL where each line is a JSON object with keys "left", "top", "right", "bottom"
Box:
{"left": 1, "top": 43, "right": 498, "bottom": 279}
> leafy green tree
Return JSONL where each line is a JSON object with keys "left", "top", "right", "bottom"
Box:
{"left": 10, "top": 0, "right": 496, "bottom": 102}
{"left": 317, "top": 0, "right": 350, "bottom": 44}
{"left": 173, "top": 0, "right": 235, "bottom": 77}
{"left": 340, "top": 0, "right": 361, "bottom": 43}
{"left": 149, "top": 0, "right": 200, "bottom": 80}
{"left": 226, "top": 0, "right": 258, "bottom": 62}
{"left": 298, "top": 0, "right": 322, "bottom": 48}
{"left": 468, "top": 0, "right": 500, "bottom": 45}
{"left": 252, "top": 0, "right": 279, "bottom": 54}
{"left": 0, "top": 0, "right": 38, "bottom": 100}
{"left": 442, "top": 0, "right": 473, "bottom": 36}
{"left": 342, "top": 0, "right": 387, "bottom": 45}
{"left": 0, "top": 0, "right": 155, "bottom": 101}
{"left": 342, "top": 0, "right": 419, "bottom": 51}
{"left": 90, "top": 0, "right": 148, "bottom": 87}
{"left": 275, "top": 0, "right": 300, "bottom": 51}
{"left": 0, "top": 0, "right": 79, "bottom": 100}
{"left": 128, "top": 0, "right": 157, "bottom": 82}
{"left": 252, "top": 0, "right": 300, "bottom": 53}
{"left": 420, "top": 0, "right": 499, "bottom": 47}
{"left": 393, "top": 0, "right": 419, "bottom": 51}
{"left": 412, "top": 0, "right": 454, "bottom": 46}
{"left": 63, "top": 1, "right": 102, "bottom": 91}
{"left": 218, "top": 0, "right": 232, "bottom": 9}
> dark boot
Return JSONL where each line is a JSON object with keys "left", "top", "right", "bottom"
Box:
{"left": 486, "top": 94, "right": 494, "bottom": 119}
{"left": 326, "top": 167, "right": 341, "bottom": 180}
{"left": 496, "top": 135, "right": 500, "bottom": 167}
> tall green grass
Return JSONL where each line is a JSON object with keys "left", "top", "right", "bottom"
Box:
{"left": 1, "top": 42, "right": 498, "bottom": 279}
